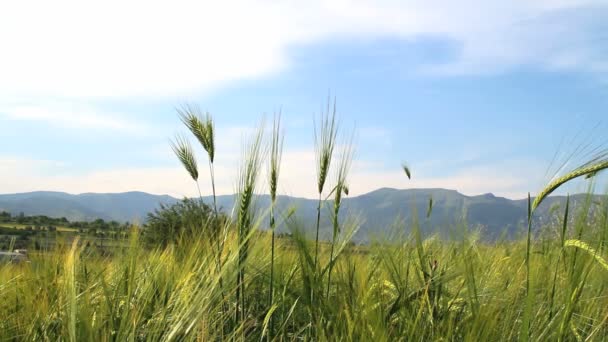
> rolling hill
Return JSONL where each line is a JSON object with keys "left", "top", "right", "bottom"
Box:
{"left": 0, "top": 189, "right": 601, "bottom": 241}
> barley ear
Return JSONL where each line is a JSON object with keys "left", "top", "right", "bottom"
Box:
{"left": 402, "top": 163, "right": 411, "bottom": 179}
{"left": 532, "top": 160, "right": 608, "bottom": 211}
{"left": 235, "top": 121, "right": 266, "bottom": 322}
{"left": 564, "top": 239, "right": 608, "bottom": 271}
{"left": 269, "top": 112, "right": 284, "bottom": 204}
{"left": 203, "top": 112, "right": 215, "bottom": 163}
{"left": 314, "top": 97, "right": 339, "bottom": 195}
{"left": 177, "top": 103, "right": 215, "bottom": 162}
{"left": 170, "top": 134, "right": 199, "bottom": 182}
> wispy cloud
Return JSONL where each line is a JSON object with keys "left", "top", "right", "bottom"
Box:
{"left": 0, "top": 103, "right": 149, "bottom": 134}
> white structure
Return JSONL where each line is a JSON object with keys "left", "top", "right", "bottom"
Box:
{"left": 0, "top": 251, "right": 29, "bottom": 263}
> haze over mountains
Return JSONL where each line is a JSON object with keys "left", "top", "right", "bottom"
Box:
{"left": 0, "top": 189, "right": 600, "bottom": 241}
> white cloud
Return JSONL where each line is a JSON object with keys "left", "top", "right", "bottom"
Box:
{"left": 0, "top": 0, "right": 606, "bottom": 100}
{"left": 0, "top": 103, "right": 149, "bottom": 133}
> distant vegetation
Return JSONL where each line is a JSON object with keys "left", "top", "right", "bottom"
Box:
{"left": 0, "top": 211, "right": 131, "bottom": 250}
{"left": 0, "top": 211, "right": 129, "bottom": 231}
{"left": 143, "top": 198, "right": 229, "bottom": 247}
{"left": 0, "top": 100, "right": 607, "bottom": 340}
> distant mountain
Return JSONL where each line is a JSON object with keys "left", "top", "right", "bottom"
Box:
{"left": 0, "top": 189, "right": 602, "bottom": 241}
{"left": 0, "top": 191, "right": 178, "bottom": 222}
{"left": 204, "top": 188, "right": 603, "bottom": 241}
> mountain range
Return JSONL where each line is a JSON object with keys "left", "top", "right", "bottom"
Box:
{"left": 0, "top": 189, "right": 602, "bottom": 241}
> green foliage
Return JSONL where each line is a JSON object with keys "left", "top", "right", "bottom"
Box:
{"left": 143, "top": 198, "right": 218, "bottom": 247}
{"left": 0, "top": 213, "right": 118, "bottom": 231}
{"left": 0, "top": 226, "right": 36, "bottom": 237}
{"left": 1, "top": 196, "right": 607, "bottom": 341}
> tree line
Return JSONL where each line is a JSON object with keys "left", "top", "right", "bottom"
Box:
{"left": 0, "top": 211, "right": 130, "bottom": 231}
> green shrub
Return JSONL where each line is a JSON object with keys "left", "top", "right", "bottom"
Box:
{"left": 143, "top": 198, "right": 226, "bottom": 247}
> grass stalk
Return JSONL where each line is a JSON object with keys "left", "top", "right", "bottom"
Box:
{"left": 313, "top": 98, "right": 338, "bottom": 271}
{"left": 549, "top": 194, "right": 570, "bottom": 320}
{"left": 235, "top": 122, "right": 265, "bottom": 326}
{"left": 326, "top": 138, "right": 354, "bottom": 298}
{"left": 521, "top": 193, "right": 533, "bottom": 341}
{"left": 175, "top": 106, "right": 228, "bottom": 334}
{"left": 267, "top": 113, "right": 284, "bottom": 340}
{"left": 312, "top": 97, "right": 338, "bottom": 310}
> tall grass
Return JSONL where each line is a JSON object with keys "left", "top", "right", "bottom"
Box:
{"left": 177, "top": 104, "right": 223, "bottom": 256}
{"left": 326, "top": 137, "right": 354, "bottom": 298}
{"left": 235, "top": 122, "right": 265, "bottom": 325}
{"left": 0, "top": 202, "right": 608, "bottom": 341}
{"left": 2, "top": 198, "right": 608, "bottom": 340}
{"left": 313, "top": 98, "right": 338, "bottom": 272}
{"left": 174, "top": 106, "right": 227, "bottom": 336}
{"left": 177, "top": 104, "right": 218, "bottom": 215}
{"left": 1, "top": 105, "right": 608, "bottom": 341}
{"left": 267, "top": 113, "right": 284, "bottom": 339}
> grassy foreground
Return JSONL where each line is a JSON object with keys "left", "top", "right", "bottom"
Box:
{"left": 1, "top": 197, "right": 608, "bottom": 341}
{"left": 2, "top": 105, "right": 607, "bottom": 341}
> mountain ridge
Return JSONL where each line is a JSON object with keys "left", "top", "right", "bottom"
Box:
{"left": 0, "top": 188, "right": 520, "bottom": 201}
{"left": 0, "top": 189, "right": 602, "bottom": 241}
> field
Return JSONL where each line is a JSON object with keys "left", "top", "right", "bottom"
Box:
{"left": 1, "top": 203, "right": 608, "bottom": 341}
{"left": 1, "top": 109, "right": 607, "bottom": 341}
{"left": 0, "top": 225, "right": 127, "bottom": 251}
{"left": 0, "top": 223, "right": 77, "bottom": 232}
{"left": 8, "top": 223, "right": 77, "bottom": 232}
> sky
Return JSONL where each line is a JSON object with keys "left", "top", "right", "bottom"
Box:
{"left": 1, "top": 0, "right": 607, "bottom": 200}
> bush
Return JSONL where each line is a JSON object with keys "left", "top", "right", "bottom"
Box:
{"left": 144, "top": 198, "right": 225, "bottom": 247}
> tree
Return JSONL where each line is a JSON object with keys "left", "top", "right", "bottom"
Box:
{"left": 0, "top": 211, "right": 10, "bottom": 221}
{"left": 93, "top": 218, "right": 109, "bottom": 230}
{"left": 144, "top": 198, "right": 222, "bottom": 247}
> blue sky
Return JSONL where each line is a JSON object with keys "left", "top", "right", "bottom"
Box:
{"left": 0, "top": 1, "right": 607, "bottom": 199}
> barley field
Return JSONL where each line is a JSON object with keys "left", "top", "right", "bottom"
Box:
{"left": 1, "top": 107, "right": 607, "bottom": 341}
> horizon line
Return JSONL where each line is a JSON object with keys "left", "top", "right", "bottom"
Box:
{"left": 0, "top": 187, "right": 598, "bottom": 202}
